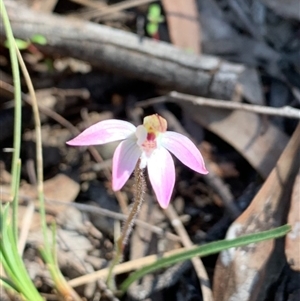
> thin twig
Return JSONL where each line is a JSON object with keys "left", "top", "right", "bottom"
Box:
{"left": 15, "top": 47, "right": 50, "bottom": 251}
{"left": 1, "top": 190, "right": 181, "bottom": 242}
{"left": 164, "top": 203, "right": 214, "bottom": 301}
{"left": 51, "top": 199, "right": 180, "bottom": 241}
{"left": 137, "top": 91, "right": 300, "bottom": 119}
{"left": 72, "top": 0, "right": 156, "bottom": 19}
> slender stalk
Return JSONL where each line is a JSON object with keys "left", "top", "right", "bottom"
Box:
{"left": 15, "top": 40, "right": 81, "bottom": 301}
{"left": 107, "top": 165, "right": 146, "bottom": 287}
{"left": 15, "top": 47, "right": 50, "bottom": 254}
{"left": 0, "top": 0, "right": 22, "bottom": 243}
{"left": 120, "top": 166, "right": 146, "bottom": 247}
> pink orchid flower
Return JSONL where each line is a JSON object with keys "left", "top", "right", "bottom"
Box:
{"left": 67, "top": 114, "right": 208, "bottom": 208}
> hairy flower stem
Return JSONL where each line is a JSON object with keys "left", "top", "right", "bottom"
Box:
{"left": 107, "top": 164, "right": 146, "bottom": 289}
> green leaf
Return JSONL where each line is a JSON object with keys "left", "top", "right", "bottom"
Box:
{"left": 148, "top": 4, "right": 161, "bottom": 20}
{"left": 120, "top": 224, "right": 291, "bottom": 292}
{"left": 146, "top": 23, "right": 159, "bottom": 36}
{"left": 4, "top": 39, "right": 29, "bottom": 50}
{"left": 30, "top": 34, "right": 47, "bottom": 45}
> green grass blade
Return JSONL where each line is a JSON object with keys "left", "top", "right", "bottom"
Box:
{"left": 0, "top": 0, "right": 22, "bottom": 243}
{"left": 0, "top": 250, "right": 22, "bottom": 291}
{"left": 120, "top": 225, "right": 291, "bottom": 292}
{"left": 0, "top": 205, "right": 44, "bottom": 300}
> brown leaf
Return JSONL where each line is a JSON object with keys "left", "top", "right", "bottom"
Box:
{"left": 162, "top": 0, "right": 201, "bottom": 54}
{"left": 213, "top": 124, "right": 300, "bottom": 301}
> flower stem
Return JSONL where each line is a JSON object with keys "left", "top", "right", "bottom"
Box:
{"left": 107, "top": 164, "right": 146, "bottom": 289}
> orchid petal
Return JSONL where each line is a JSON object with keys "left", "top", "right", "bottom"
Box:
{"left": 135, "top": 125, "right": 148, "bottom": 146}
{"left": 112, "top": 139, "right": 141, "bottom": 191}
{"left": 147, "top": 147, "right": 175, "bottom": 209}
{"left": 66, "top": 119, "right": 136, "bottom": 146}
{"left": 161, "top": 131, "right": 208, "bottom": 174}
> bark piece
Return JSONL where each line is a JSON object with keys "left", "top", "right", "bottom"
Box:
{"left": 285, "top": 168, "right": 300, "bottom": 271}
{"left": 213, "top": 124, "right": 300, "bottom": 301}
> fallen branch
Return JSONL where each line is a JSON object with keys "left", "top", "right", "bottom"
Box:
{"left": 2, "top": 0, "right": 246, "bottom": 100}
